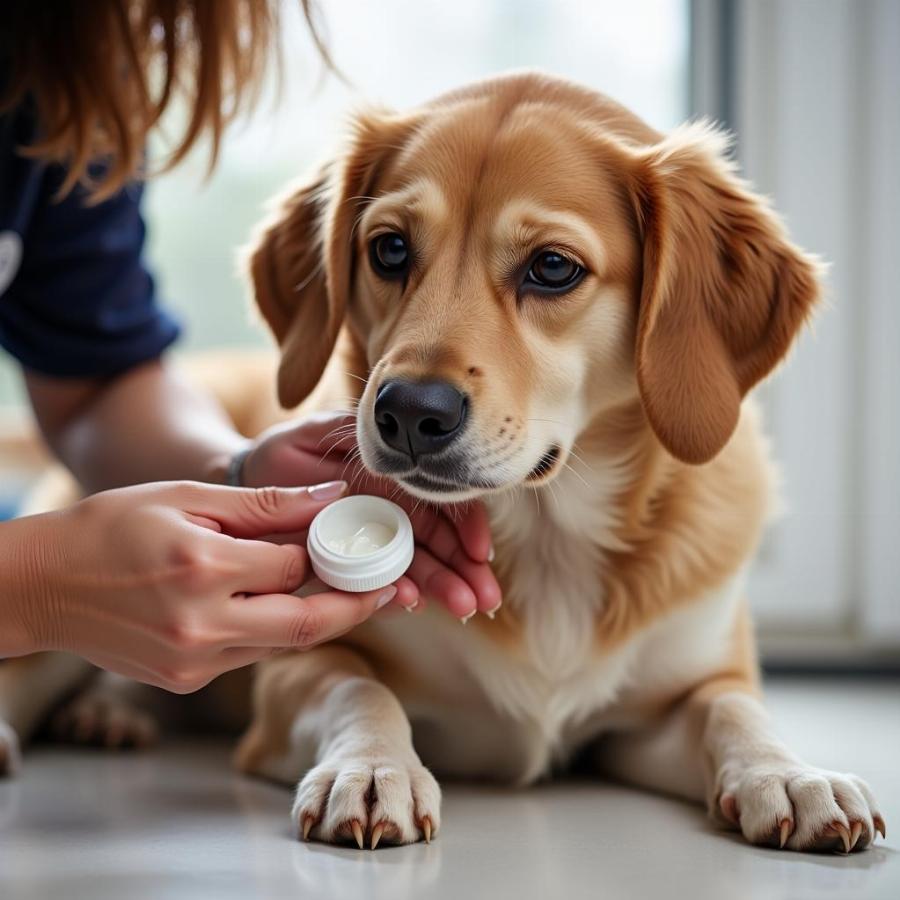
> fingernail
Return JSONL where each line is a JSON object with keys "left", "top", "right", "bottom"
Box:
{"left": 403, "top": 599, "right": 419, "bottom": 613}
{"left": 375, "top": 587, "right": 397, "bottom": 609}
{"left": 488, "top": 544, "right": 496, "bottom": 563}
{"left": 486, "top": 602, "right": 502, "bottom": 620}
{"left": 308, "top": 480, "right": 347, "bottom": 500}
{"left": 460, "top": 610, "right": 476, "bottom": 625}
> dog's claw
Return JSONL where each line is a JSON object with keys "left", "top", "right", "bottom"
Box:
{"left": 351, "top": 819, "right": 364, "bottom": 850}
{"left": 874, "top": 814, "right": 886, "bottom": 840}
{"left": 824, "top": 821, "right": 852, "bottom": 854}
{"left": 849, "top": 821, "right": 862, "bottom": 851}
{"left": 371, "top": 822, "right": 384, "bottom": 850}
{"left": 837, "top": 823, "right": 852, "bottom": 854}
{"left": 422, "top": 816, "right": 432, "bottom": 843}
{"left": 719, "top": 792, "right": 740, "bottom": 826}
{"left": 301, "top": 815, "right": 314, "bottom": 842}
{"left": 779, "top": 818, "right": 792, "bottom": 849}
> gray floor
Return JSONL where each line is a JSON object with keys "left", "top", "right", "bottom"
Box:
{"left": 1, "top": 678, "right": 898, "bottom": 900}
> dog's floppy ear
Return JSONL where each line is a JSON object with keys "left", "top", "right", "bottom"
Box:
{"left": 247, "top": 168, "right": 336, "bottom": 408}
{"left": 629, "top": 123, "right": 823, "bottom": 464}
{"left": 247, "top": 110, "right": 418, "bottom": 408}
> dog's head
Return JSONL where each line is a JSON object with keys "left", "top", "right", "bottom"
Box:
{"left": 248, "top": 72, "right": 821, "bottom": 502}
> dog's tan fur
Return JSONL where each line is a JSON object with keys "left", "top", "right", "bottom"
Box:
{"left": 0, "top": 73, "right": 883, "bottom": 853}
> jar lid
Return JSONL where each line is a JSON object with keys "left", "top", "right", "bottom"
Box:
{"left": 306, "top": 495, "right": 414, "bottom": 593}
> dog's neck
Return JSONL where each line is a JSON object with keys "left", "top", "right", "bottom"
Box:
{"left": 488, "top": 400, "right": 658, "bottom": 563}
{"left": 485, "top": 402, "right": 660, "bottom": 679}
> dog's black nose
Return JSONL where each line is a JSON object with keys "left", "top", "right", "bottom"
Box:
{"left": 374, "top": 380, "right": 468, "bottom": 458}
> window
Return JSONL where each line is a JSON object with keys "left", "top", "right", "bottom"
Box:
{"left": 141, "top": 0, "right": 689, "bottom": 356}
{"left": 693, "top": 0, "right": 900, "bottom": 659}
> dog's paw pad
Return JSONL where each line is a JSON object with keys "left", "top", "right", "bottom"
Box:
{"left": 717, "top": 763, "right": 883, "bottom": 853}
{"left": 293, "top": 755, "right": 440, "bottom": 848}
{"left": 0, "top": 720, "right": 22, "bottom": 777}
{"left": 51, "top": 694, "right": 158, "bottom": 750}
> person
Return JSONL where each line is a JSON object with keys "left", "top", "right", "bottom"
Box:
{"left": 0, "top": 1, "right": 499, "bottom": 693}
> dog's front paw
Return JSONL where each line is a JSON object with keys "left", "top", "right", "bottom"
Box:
{"left": 716, "top": 761, "right": 885, "bottom": 853}
{"left": 50, "top": 692, "right": 158, "bottom": 750}
{"left": 0, "top": 719, "right": 22, "bottom": 777}
{"left": 293, "top": 751, "right": 441, "bottom": 849}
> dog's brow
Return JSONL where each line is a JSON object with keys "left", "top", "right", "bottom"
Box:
{"left": 493, "top": 201, "right": 605, "bottom": 269}
{"left": 359, "top": 179, "right": 449, "bottom": 233}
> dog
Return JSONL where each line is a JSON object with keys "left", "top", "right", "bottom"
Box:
{"left": 0, "top": 72, "right": 884, "bottom": 854}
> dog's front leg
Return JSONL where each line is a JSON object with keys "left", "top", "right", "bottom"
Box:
{"left": 0, "top": 652, "right": 96, "bottom": 775}
{"left": 600, "top": 679, "right": 885, "bottom": 853}
{"left": 235, "top": 647, "right": 440, "bottom": 848}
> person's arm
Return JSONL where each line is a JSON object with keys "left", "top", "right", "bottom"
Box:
{"left": 25, "top": 359, "right": 246, "bottom": 492}
{"left": 0, "top": 481, "right": 402, "bottom": 692}
{"left": 26, "top": 367, "right": 502, "bottom": 618}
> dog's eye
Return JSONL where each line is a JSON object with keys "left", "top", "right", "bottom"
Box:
{"left": 524, "top": 251, "right": 584, "bottom": 293}
{"left": 370, "top": 233, "right": 410, "bottom": 277}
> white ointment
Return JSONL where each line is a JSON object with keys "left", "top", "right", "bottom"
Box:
{"left": 307, "top": 496, "right": 414, "bottom": 592}
{"left": 326, "top": 521, "right": 395, "bottom": 557}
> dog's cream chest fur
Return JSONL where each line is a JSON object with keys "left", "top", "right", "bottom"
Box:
{"left": 356, "top": 466, "right": 743, "bottom": 784}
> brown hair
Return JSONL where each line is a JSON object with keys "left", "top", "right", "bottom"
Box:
{"left": 0, "top": 1, "right": 325, "bottom": 201}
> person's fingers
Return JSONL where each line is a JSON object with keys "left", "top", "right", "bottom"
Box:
{"left": 402, "top": 508, "right": 501, "bottom": 613}
{"left": 390, "top": 493, "right": 491, "bottom": 565}
{"left": 251, "top": 528, "right": 309, "bottom": 546}
{"left": 286, "top": 411, "right": 358, "bottom": 456}
{"left": 447, "top": 554, "right": 501, "bottom": 614}
{"left": 215, "top": 582, "right": 410, "bottom": 670}
{"left": 218, "top": 646, "right": 281, "bottom": 669}
{"left": 84, "top": 652, "right": 217, "bottom": 695}
{"left": 220, "top": 584, "right": 398, "bottom": 649}
{"left": 184, "top": 514, "right": 223, "bottom": 533}
{"left": 241, "top": 422, "right": 353, "bottom": 489}
{"left": 393, "top": 575, "right": 420, "bottom": 611}
{"left": 215, "top": 537, "right": 309, "bottom": 595}
{"left": 452, "top": 501, "right": 493, "bottom": 563}
{"left": 405, "top": 547, "right": 477, "bottom": 619}
{"left": 404, "top": 505, "right": 457, "bottom": 557}
{"left": 84, "top": 653, "right": 165, "bottom": 687}
{"left": 171, "top": 480, "right": 348, "bottom": 538}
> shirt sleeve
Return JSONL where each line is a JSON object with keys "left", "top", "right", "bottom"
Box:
{"left": 0, "top": 164, "right": 180, "bottom": 378}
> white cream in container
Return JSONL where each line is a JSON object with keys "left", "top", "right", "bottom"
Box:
{"left": 307, "top": 495, "right": 414, "bottom": 592}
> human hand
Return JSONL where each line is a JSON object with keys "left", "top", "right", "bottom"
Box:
{"left": 237, "top": 412, "right": 501, "bottom": 620}
{"left": 0, "top": 481, "right": 410, "bottom": 692}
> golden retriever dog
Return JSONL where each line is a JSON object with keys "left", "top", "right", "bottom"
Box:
{"left": 0, "top": 72, "right": 884, "bottom": 854}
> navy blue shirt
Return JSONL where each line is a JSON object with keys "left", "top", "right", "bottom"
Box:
{"left": 0, "top": 100, "right": 179, "bottom": 377}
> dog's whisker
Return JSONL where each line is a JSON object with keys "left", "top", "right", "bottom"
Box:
{"left": 316, "top": 423, "right": 358, "bottom": 446}
{"left": 566, "top": 450, "right": 594, "bottom": 474}
{"left": 561, "top": 461, "right": 591, "bottom": 489}
{"left": 526, "top": 417, "right": 569, "bottom": 427}
{"left": 318, "top": 435, "right": 357, "bottom": 459}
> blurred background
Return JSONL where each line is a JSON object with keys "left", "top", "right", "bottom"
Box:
{"left": 0, "top": 0, "right": 897, "bottom": 667}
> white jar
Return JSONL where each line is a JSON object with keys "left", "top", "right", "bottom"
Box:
{"left": 307, "top": 495, "right": 414, "bottom": 592}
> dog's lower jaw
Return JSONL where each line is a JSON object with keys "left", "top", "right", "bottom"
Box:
{"left": 357, "top": 423, "right": 570, "bottom": 503}
{"left": 396, "top": 472, "right": 490, "bottom": 504}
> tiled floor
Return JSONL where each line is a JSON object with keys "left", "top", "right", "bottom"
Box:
{"left": 1, "top": 678, "right": 897, "bottom": 900}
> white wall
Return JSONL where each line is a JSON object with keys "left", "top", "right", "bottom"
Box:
{"left": 695, "top": 0, "right": 900, "bottom": 651}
